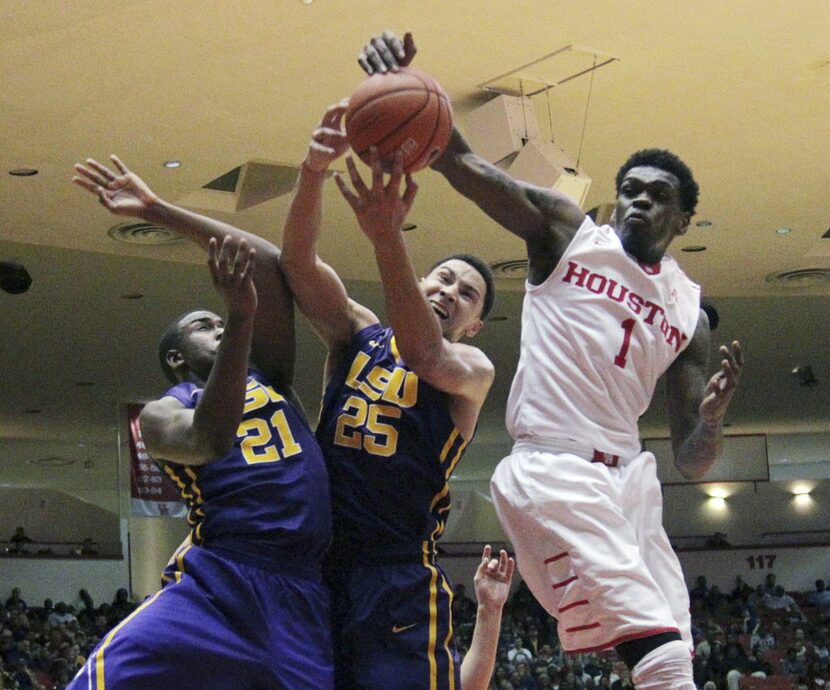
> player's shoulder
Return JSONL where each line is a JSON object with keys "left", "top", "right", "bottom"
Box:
{"left": 447, "top": 341, "right": 495, "bottom": 388}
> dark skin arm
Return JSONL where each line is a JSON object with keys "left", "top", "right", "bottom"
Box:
{"left": 73, "top": 156, "right": 295, "bottom": 391}
{"left": 357, "top": 31, "right": 586, "bottom": 285}
{"left": 666, "top": 310, "right": 744, "bottom": 479}
{"left": 139, "top": 237, "right": 257, "bottom": 465}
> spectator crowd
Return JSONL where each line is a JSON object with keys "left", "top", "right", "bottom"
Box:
{"left": 2, "top": 570, "right": 828, "bottom": 689}
{"left": 0, "top": 587, "right": 136, "bottom": 689}
{"left": 452, "top": 571, "right": 830, "bottom": 690}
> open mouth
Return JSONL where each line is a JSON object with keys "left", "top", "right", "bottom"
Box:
{"left": 431, "top": 303, "right": 449, "bottom": 320}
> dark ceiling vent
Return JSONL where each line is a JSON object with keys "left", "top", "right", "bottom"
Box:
{"left": 764, "top": 267, "right": 830, "bottom": 287}
{"left": 107, "top": 222, "right": 183, "bottom": 245}
{"left": 490, "top": 258, "right": 529, "bottom": 279}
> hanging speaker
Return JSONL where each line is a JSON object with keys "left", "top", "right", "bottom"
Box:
{"left": 463, "top": 94, "right": 540, "bottom": 165}
{"left": 507, "top": 140, "right": 592, "bottom": 207}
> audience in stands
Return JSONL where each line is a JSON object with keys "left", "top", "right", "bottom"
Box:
{"left": 0, "top": 587, "right": 140, "bottom": 690}
{"left": 3, "top": 565, "right": 829, "bottom": 688}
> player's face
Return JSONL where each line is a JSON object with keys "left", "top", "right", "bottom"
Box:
{"left": 176, "top": 311, "right": 225, "bottom": 382}
{"left": 614, "top": 166, "right": 690, "bottom": 264}
{"left": 420, "top": 259, "right": 486, "bottom": 342}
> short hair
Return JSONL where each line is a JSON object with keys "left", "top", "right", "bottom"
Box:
{"left": 429, "top": 253, "right": 495, "bottom": 320}
{"left": 615, "top": 148, "right": 699, "bottom": 215}
{"left": 157, "top": 310, "right": 198, "bottom": 384}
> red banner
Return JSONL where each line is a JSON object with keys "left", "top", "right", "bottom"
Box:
{"left": 128, "top": 404, "right": 187, "bottom": 518}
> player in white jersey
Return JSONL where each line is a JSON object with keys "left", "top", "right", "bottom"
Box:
{"left": 358, "top": 32, "right": 743, "bottom": 690}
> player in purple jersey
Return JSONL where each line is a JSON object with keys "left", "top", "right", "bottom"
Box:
{"left": 359, "top": 32, "right": 744, "bottom": 690}
{"left": 70, "top": 158, "right": 332, "bottom": 689}
{"left": 280, "top": 105, "right": 495, "bottom": 689}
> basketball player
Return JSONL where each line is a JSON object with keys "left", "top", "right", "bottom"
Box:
{"left": 358, "top": 32, "right": 744, "bottom": 690}
{"left": 280, "top": 104, "right": 495, "bottom": 689}
{"left": 70, "top": 160, "right": 332, "bottom": 689}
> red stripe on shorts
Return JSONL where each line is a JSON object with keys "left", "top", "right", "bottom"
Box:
{"left": 552, "top": 575, "right": 578, "bottom": 589}
{"left": 566, "top": 622, "right": 601, "bottom": 633}
{"left": 558, "top": 599, "right": 589, "bottom": 613}
{"left": 543, "top": 552, "right": 569, "bottom": 564}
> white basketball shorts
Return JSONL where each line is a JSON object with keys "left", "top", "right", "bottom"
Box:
{"left": 490, "top": 439, "right": 692, "bottom": 653}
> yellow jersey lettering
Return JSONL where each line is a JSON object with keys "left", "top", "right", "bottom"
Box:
{"left": 381, "top": 367, "right": 419, "bottom": 408}
{"left": 358, "top": 365, "right": 390, "bottom": 402}
{"left": 243, "top": 380, "right": 269, "bottom": 414}
{"left": 345, "top": 352, "right": 372, "bottom": 391}
{"left": 238, "top": 409, "right": 302, "bottom": 464}
{"left": 363, "top": 404, "right": 401, "bottom": 457}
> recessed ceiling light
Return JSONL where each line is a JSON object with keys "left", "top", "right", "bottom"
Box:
{"left": 120, "top": 293, "right": 144, "bottom": 300}
{"left": 9, "top": 168, "right": 38, "bottom": 176}
{"left": 775, "top": 227, "right": 792, "bottom": 235}
{"left": 695, "top": 220, "right": 713, "bottom": 228}
{"left": 75, "top": 381, "right": 94, "bottom": 387}
{"left": 163, "top": 160, "right": 182, "bottom": 168}
{"left": 681, "top": 245, "right": 707, "bottom": 252}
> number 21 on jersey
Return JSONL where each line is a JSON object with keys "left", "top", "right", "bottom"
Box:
{"left": 237, "top": 380, "right": 302, "bottom": 464}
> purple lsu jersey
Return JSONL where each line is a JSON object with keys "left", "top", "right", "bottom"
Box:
{"left": 158, "top": 370, "right": 331, "bottom": 569}
{"left": 317, "top": 324, "right": 469, "bottom": 565}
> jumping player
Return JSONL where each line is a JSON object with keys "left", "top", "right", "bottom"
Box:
{"left": 280, "top": 104, "right": 495, "bottom": 690}
{"left": 70, "top": 160, "right": 332, "bottom": 689}
{"left": 359, "top": 32, "right": 743, "bottom": 690}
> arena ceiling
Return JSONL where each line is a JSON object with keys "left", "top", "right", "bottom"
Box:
{"left": 0, "top": 1, "right": 828, "bottom": 486}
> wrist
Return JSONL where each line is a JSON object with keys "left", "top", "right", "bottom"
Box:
{"left": 224, "top": 305, "right": 256, "bottom": 326}
{"left": 301, "top": 156, "right": 329, "bottom": 176}
{"left": 141, "top": 196, "right": 167, "bottom": 223}
{"left": 477, "top": 601, "right": 503, "bottom": 616}
{"left": 700, "top": 415, "right": 723, "bottom": 434}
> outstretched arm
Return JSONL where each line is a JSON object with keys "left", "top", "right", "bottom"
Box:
{"left": 666, "top": 311, "right": 743, "bottom": 479}
{"left": 73, "top": 156, "right": 295, "bottom": 389}
{"left": 460, "top": 546, "right": 515, "bottom": 690}
{"left": 279, "top": 103, "right": 378, "bottom": 359}
{"left": 140, "top": 237, "right": 257, "bottom": 466}
{"left": 358, "top": 31, "right": 586, "bottom": 284}
{"left": 335, "top": 150, "right": 494, "bottom": 438}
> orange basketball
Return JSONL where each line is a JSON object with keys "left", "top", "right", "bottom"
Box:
{"left": 344, "top": 68, "right": 453, "bottom": 173}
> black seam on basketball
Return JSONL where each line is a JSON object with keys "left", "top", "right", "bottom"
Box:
{"left": 352, "top": 91, "right": 433, "bottom": 157}
{"left": 421, "top": 94, "right": 446, "bottom": 166}
{"left": 345, "top": 85, "right": 435, "bottom": 125}
{"left": 408, "top": 71, "right": 444, "bottom": 166}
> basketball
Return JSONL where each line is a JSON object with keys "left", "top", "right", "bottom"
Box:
{"left": 344, "top": 68, "right": 453, "bottom": 173}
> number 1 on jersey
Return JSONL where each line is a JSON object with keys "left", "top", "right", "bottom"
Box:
{"left": 614, "top": 318, "right": 636, "bottom": 368}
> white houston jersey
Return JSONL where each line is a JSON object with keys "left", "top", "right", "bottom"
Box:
{"left": 506, "top": 216, "right": 702, "bottom": 458}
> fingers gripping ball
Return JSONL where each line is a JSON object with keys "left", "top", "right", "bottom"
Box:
{"left": 345, "top": 68, "right": 453, "bottom": 173}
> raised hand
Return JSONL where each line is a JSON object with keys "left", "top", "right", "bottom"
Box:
{"left": 472, "top": 545, "right": 515, "bottom": 612}
{"left": 208, "top": 236, "right": 257, "bottom": 318}
{"left": 72, "top": 155, "right": 158, "bottom": 217}
{"left": 358, "top": 31, "right": 417, "bottom": 75}
{"left": 334, "top": 148, "right": 417, "bottom": 245}
{"left": 304, "top": 101, "right": 351, "bottom": 174}
{"left": 700, "top": 340, "right": 743, "bottom": 426}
